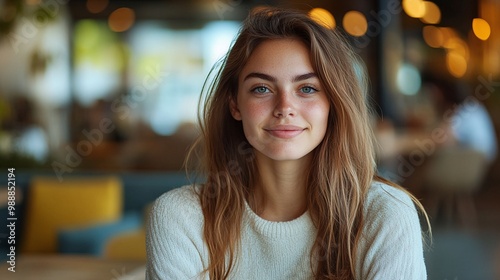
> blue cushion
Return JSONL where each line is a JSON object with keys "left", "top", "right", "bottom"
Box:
{"left": 121, "top": 172, "right": 203, "bottom": 213}
{"left": 57, "top": 212, "right": 142, "bottom": 256}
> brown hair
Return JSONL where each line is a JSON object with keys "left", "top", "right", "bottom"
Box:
{"left": 190, "top": 7, "right": 429, "bottom": 279}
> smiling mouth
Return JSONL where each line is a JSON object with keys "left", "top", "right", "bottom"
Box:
{"left": 264, "top": 125, "right": 305, "bottom": 139}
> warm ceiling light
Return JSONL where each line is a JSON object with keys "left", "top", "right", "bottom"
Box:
{"left": 421, "top": 1, "right": 441, "bottom": 24}
{"left": 422, "top": 25, "right": 444, "bottom": 48}
{"left": 343, "top": 11, "right": 367, "bottom": 37}
{"left": 472, "top": 18, "right": 491, "bottom": 40}
{"left": 87, "top": 0, "right": 109, "bottom": 14}
{"left": 108, "top": 7, "right": 135, "bottom": 32}
{"left": 403, "top": 0, "right": 426, "bottom": 18}
{"left": 309, "top": 8, "right": 336, "bottom": 29}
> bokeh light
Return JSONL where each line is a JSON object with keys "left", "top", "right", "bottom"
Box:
{"left": 472, "top": 18, "right": 491, "bottom": 40}
{"left": 422, "top": 25, "right": 444, "bottom": 48}
{"left": 439, "top": 27, "right": 459, "bottom": 45}
{"left": 108, "top": 7, "right": 135, "bottom": 32}
{"left": 444, "top": 37, "right": 470, "bottom": 61}
{"left": 403, "top": 0, "right": 426, "bottom": 18}
{"left": 397, "top": 63, "right": 422, "bottom": 95}
{"left": 308, "top": 8, "right": 336, "bottom": 29}
{"left": 421, "top": 1, "right": 441, "bottom": 24}
{"left": 446, "top": 52, "right": 467, "bottom": 77}
{"left": 87, "top": 0, "right": 109, "bottom": 14}
{"left": 343, "top": 11, "right": 367, "bottom": 37}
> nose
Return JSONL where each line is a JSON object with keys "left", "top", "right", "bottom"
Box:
{"left": 273, "top": 91, "right": 296, "bottom": 118}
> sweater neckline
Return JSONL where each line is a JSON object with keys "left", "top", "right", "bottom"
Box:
{"left": 243, "top": 200, "right": 315, "bottom": 238}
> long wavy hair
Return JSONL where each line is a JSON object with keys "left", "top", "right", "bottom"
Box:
{"left": 189, "top": 7, "right": 429, "bottom": 279}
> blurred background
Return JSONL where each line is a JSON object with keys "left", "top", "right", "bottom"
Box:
{"left": 0, "top": 0, "right": 499, "bottom": 279}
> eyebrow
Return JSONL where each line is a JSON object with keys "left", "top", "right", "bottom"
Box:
{"left": 243, "top": 72, "right": 317, "bottom": 82}
{"left": 243, "top": 72, "right": 277, "bottom": 82}
{"left": 292, "top": 72, "right": 317, "bottom": 82}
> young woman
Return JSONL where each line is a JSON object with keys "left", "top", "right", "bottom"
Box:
{"left": 146, "top": 7, "right": 429, "bottom": 280}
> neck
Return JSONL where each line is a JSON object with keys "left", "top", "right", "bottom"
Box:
{"left": 250, "top": 152, "right": 312, "bottom": 221}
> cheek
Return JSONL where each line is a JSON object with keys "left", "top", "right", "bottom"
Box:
{"left": 309, "top": 102, "right": 330, "bottom": 141}
{"left": 307, "top": 102, "right": 330, "bottom": 124}
{"left": 239, "top": 101, "right": 268, "bottom": 123}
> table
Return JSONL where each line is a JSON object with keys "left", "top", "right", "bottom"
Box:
{"left": 0, "top": 254, "right": 145, "bottom": 280}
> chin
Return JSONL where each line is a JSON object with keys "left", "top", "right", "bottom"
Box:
{"left": 260, "top": 148, "right": 313, "bottom": 162}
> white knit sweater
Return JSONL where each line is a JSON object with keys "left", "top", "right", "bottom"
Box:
{"left": 146, "top": 182, "right": 427, "bottom": 279}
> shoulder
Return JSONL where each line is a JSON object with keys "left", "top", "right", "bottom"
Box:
{"left": 149, "top": 184, "right": 203, "bottom": 226}
{"left": 356, "top": 181, "right": 426, "bottom": 279}
{"left": 146, "top": 185, "right": 207, "bottom": 279}
{"left": 153, "top": 184, "right": 201, "bottom": 208}
{"left": 361, "top": 181, "right": 422, "bottom": 244}
{"left": 364, "top": 181, "right": 418, "bottom": 219}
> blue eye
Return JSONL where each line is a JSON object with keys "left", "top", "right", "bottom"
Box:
{"left": 252, "top": 86, "right": 270, "bottom": 94}
{"left": 300, "top": 86, "right": 317, "bottom": 94}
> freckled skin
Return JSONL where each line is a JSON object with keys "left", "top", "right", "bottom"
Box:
{"left": 230, "top": 39, "right": 330, "bottom": 162}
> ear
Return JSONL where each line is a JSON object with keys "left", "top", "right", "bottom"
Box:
{"left": 229, "top": 97, "right": 242, "bottom": 121}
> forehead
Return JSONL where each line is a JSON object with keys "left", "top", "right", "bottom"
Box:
{"left": 239, "top": 38, "right": 315, "bottom": 78}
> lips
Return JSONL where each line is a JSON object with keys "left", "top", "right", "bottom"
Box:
{"left": 264, "top": 125, "right": 305, "bottom": 139}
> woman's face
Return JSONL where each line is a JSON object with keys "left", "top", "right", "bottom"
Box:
{"left": 230, "top": 38, "right": 330, "bottom": 161}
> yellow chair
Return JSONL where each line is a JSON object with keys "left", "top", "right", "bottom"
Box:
{"left": 103, "top": 202, "right": 152, "bottom": 261}
{"left": 104, "top": 229, "right": 146, "bottom": 261}
{"left": 21, "top": 176, "right": 123, "bottom": 254}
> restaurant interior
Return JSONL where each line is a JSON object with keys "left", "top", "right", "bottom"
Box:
{"left": 0, "top": 0, "right": 499, "bottom": 279}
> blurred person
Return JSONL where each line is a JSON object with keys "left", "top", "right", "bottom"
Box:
{"left": 146, "top": 8, "right": 429, "bottom": 280}
{"left": 378, "top": 76, "right": 498, "bottom": 191}
{"left": 425, "top": 76, "right": 497, "bottom": 163}
{"left": 403, "top": 76, "right": 499, "bottom": 225}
